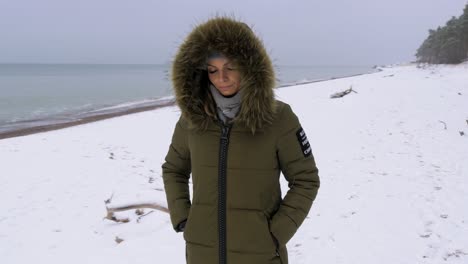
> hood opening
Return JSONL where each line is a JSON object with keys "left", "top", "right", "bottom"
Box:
{"left": 172, "top": 16, "right": 277, "bottom": 134}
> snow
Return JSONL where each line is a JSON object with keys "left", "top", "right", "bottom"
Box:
{"left": 1, "top": 63, "right": 467, "bottom": 263}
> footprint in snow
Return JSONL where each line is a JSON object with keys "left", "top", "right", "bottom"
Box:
{"left": 420, "top": 232, "right": 432, "bottom": 238}
{"left": 443, "top": 250, "right": 468, "bottom": 261}
{"left": 341, "top": 211, "right": 357, "bottom": 218}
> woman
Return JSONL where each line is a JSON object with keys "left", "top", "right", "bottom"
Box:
{"left": 162, "top": 17, "right": 320, "bottom": 264}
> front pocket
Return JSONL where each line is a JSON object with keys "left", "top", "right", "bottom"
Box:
{"left": 183, "top": 204, "right": 217, "bottom": 247}
{"left": 264, "top": 213, "right": 279, "bottom": 250}
{"left": 227, "top": 209, "right": 277, "bottom": 254}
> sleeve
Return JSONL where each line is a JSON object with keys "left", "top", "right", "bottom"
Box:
{"left": 269, "top": 104, "right": 320, "bottom": 246}
{"left": 162, "top": 117, "right": 192, "bottom": 232}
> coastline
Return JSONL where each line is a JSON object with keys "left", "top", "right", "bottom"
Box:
{"left": 0, "top": 67, "right": 380, "bottom": 141}
{"left": 0, "top": 98, "right": 175, "bottom": 140}
{"left": 277, "top": 67, "right": 381, "bottom": 88}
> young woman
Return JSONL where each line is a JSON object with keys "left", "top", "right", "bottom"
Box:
{"left": 162, "top": 17, "right": 320, "bottom": 264}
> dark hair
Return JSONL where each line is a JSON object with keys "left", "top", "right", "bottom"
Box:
{"left": 192, "top": 68, "right": 218, "bottom": 120}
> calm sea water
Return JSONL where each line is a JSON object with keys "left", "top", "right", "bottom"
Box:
{"left": 0, "top": 63, "right": 373, "bottom": 133}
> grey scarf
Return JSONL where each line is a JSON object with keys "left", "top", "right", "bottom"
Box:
{"left": 209, "top": 84, "right": 242, "bottom": 124}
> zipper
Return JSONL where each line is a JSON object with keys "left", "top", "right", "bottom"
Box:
{"left": 218, "top": 123, "right": 231, "bottom": 264}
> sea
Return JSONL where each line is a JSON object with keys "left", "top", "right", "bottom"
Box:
{"left": 0, "top": 63, "right": 375, "bottom": 134}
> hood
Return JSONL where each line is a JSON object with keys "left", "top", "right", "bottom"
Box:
{"left": 171, "top": 16, "right": 276, "bottom": 134}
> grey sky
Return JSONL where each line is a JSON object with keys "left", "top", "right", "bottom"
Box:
{"left": 1, "top": 0, "right": 467, "bottom": 65}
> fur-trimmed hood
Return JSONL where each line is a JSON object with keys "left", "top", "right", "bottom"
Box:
{"left": 171, "top": 17, "right": 276, "bottom": 134}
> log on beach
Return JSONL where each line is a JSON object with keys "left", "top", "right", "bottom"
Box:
{"left": 330, "top": 86, "right": 358, "bottom": 99}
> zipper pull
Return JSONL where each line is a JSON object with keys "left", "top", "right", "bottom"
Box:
{"left": 221, "top": 125, "right": 231, "bottom": 141}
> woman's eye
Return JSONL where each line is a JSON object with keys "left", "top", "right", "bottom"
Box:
{"left": 208, "top": 70, "right": 217, "bottom": 74}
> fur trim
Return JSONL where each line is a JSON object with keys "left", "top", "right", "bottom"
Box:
{"left": 172, "top": 16, "right": 276, "bottom": 134}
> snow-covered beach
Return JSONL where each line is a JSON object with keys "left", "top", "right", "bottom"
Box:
{"left": 1, "top": 63, "right": 467, "bottom": 263}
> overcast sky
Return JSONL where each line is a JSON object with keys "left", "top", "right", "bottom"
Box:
{"left": 1, "top": 0, "right": 467, "bottom": 65}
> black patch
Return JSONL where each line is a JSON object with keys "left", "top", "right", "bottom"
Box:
{"left": 296, "top": 127, "right": 312, "bottom": 157}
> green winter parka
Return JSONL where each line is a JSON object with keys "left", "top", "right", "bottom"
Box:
{"left": 162, "top": 17, "right": 320, "bottom": 264}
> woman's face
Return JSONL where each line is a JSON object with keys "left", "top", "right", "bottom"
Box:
{"left": 207, "top": 57, "right": 241, "bottom": 97}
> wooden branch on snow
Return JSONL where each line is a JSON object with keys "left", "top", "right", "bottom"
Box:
{"left": 107, "top": 203, "right": 169, "bottom": 214}
{"left": 102, "top": 193, "right": 169, "bottom": 223}
{"left": 439, "top": 120, "right": 447, "bottom": 130}
{"left": 330, "top": 86, "right": 358, "bottom": 99}
{"left": 104, "top": 203, "right": 169, "bottom": 223}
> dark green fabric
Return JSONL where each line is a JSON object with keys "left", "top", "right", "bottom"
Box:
{"left": 163, "top": 102, "right": 320, "bottom": 264}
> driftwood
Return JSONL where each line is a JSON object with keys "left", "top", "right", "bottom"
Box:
{"left": 439, "top": 120, "right": 448, "bottom": 130}
{"left": 330, "top": 86, "right": 358, "bottom": 99}
{"left": 103, "top": 193, "right": 169, "bottom": 223}
{"left": 106, "top": 203, "right": 169, "bottom": 214}
{"left": 104, "top": 203, "right": 169, "bottom": 223}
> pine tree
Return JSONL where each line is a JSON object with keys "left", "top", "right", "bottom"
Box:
{"left": 416, "top": 29, "right": 437, "bottom": 63}
{"left": 439, "top": 17, "right": 465, "bottom": 63}
{"left": 460, "top": 4, "right": 468, "bottom": 58}
{"left": 440, "top": 37, "right": 464, "bottom": 63}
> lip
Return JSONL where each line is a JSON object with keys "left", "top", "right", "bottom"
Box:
{"left": 218, "top": 85, "right": 233, "bottom": 90}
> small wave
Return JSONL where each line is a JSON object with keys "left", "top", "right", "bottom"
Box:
{"left": 82, "top": 96, "right": 175, "bottom": 115}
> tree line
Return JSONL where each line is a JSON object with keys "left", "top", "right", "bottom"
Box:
{"left": 416, "top": 4, "right": 468, "bottom": 64}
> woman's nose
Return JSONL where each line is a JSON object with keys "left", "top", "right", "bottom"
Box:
{"left": 218, "top": 70, "right": 228, "bottom": 82}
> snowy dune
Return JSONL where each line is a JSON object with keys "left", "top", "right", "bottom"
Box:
{"left": 0, "top": 63, "right": 467, "bottom": 264}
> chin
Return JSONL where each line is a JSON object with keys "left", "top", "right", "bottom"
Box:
{"left": 220, "top": 90, "right": 234, "bottom": 96}
{"left": 216, "top": 85, "right": 239, "bottom": 96}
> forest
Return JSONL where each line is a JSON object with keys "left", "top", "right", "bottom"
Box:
{"left": 416, "top": 4, "right": 468, "bottom": 64}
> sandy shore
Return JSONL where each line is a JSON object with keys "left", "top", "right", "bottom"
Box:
{"left": 0, "top": 99, "right": 175, "bottom": 140}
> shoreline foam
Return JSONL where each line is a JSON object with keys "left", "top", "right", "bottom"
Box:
{"left": 0, "top": 98, "right": 175, "bottom": 140}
